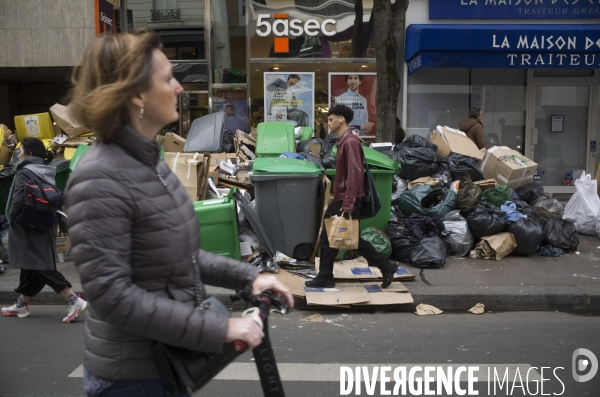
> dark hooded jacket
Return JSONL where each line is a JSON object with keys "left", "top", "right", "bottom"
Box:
{"left": 66, "top": 126, "right": 259, "bottom": 380}
{"left": 7, "top": 157, "right": 57, "bottom": 271}
{"left": 458, "top": 118, "right": 486, "bottom": 150}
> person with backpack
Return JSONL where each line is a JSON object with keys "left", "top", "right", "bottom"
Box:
{"left": 1, "top": 137, "right": 87, "bottom": 322}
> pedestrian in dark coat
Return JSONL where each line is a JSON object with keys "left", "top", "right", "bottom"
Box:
{"left": 458, "top": 107, "right": 486, "bottom": 150}
{"left": 1, "top": 137, "right": 87, "bottom": 322}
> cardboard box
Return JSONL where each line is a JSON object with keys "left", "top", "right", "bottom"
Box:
{"left": 0, "top": 145, "right": 13, "bottom": 165}
{"left": 161, "top": 132, "right": 186, "bottom": 153}
{"left": 480, "top": 146, "right": 538, "bottom": 189}
{"left": 208, "top": 153, "right": 237, "bottom": 186}
{"left": 164, "top": 152, "right": 206, "bottom": 201}
{"left": 56, "top": 235, "right": 72, "bottom": 262}
{"left": 369, "top": 142, "right": 394, "bottom": 153}
{"left": 430, "top": 126, "right": 485, "bottom": 160}
{"left": 49, "top": 104, "right": 91, "bottom": 138}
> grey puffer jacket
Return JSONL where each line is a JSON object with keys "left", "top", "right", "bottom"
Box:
{"left": 66, "top": 126, "right": 259, "bottom": 380}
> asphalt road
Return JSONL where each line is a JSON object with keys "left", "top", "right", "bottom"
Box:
{"left": 1, "top": 306, "right": 599, "bottom": 397}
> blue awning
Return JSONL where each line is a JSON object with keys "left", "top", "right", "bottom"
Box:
{"left": 405, "top": 24, "right": 600, "bottom": 75}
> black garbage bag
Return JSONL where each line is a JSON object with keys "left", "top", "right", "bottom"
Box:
{"left": 509, "top": 188, "right": 520, "bottom": 201}
{"left": 533, "top": 206, "right": 563, "bottom": 224}
{"left": 407, "top": 236, "right": 446, "bottom": 268}
{"left": 544, "top": 218, "right": 579, "bottom": 251}
{"left": 463, "top": 202, "right": 507, "bottom": 239}
{"left": 322, "top": 133, "right": 339, "bottom": 157}
{"left": 395, "top": 148, "right": 439, "bottom": 181}
{"left": 437, "top": 153, "right": 483, "bottom": 182}
{"left": 387, "top": 135, "right": 438, "bottom": 180}
{"left": 322, "top": 150, "right": 337, "bottom": 169}
{"left": 301, "top": 153, "right": 325, "bottom": 170}
{"left": 456, "top": 176, "right": 482, "bottom": 213}
{"left": 516, "top": 182, "right": 544, "bottom": 205}
{"left": 440, "top": 210, "right": 474, "bottom": 257}
{"left": 220, "top": 129, "right": 236, "bottom": 153}
{"left": 387, "top": 220, "right": 420, "bottom": 263}
{"left": 296, "top": 138, "right": 324, "bottom": 154}
{"left": 513, "top": 200, "right": 534, "bottom": 218}
{"left": 505, "top": 218, "right": 544, "bottom": 255}
{"left": 538, "top": 244, "right": 565, "bottom": 257}
{"left": 395, "top": 135, "right": 437, "bottom": 150}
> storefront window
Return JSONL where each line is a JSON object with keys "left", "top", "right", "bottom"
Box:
{"left": 407, "top": 68, "right": 526, "bottom": 153}
{"left": 248, "top": 63, "right": 376, "bottom": 138}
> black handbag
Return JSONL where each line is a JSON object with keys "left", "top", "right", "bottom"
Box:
{"left": 359, "top": 158, "right": 382, "bottom": 220}
{"left": 154, "top": 263, "right": 239, "bottom": 394}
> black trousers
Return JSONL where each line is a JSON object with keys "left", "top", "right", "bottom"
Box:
{"left": 14, "top": 269, "right": 72, "bottom": 297}
{"left": 317, "top": 199, "right": 389, "bottom": 280}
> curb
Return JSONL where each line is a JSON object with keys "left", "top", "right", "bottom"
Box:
{"left": 4, "top": 285, "right": 599, "bottom": 312}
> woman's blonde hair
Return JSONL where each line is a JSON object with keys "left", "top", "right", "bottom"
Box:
{"left": 68, "top": 29, "right": 163, "bottom": 143}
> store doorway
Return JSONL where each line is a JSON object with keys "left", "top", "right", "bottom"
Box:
{"left": 526, "top": 76, "right": 594, "bottom": 193}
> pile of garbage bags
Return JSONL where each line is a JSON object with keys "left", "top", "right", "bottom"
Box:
{"left": 381, "top": 133, "right": 582, "bottom": 267}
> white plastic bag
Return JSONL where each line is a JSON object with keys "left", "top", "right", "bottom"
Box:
{"left": 563, "top": 172, "right": 600, "bottom": 236}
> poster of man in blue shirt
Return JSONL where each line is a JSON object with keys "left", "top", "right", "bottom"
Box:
{"left": 330, "top": 73, "right": 377, "bottom": 136}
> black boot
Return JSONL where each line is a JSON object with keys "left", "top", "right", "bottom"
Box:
{"left": 381, "top": 260, "right": 399, "bottom": 288}
{"left": 305, "top": 277, "right": 335, "bottom": 288}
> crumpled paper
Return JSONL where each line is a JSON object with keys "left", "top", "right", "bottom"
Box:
{"left": 415, "top": 303, "right": 443, "bottom": 316}
{"left": 468, "top": 303, "right": 485, "bottom": 315}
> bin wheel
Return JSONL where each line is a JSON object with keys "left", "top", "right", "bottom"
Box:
{"left": 293, "top": 244, "right": 313, "bottom": 262}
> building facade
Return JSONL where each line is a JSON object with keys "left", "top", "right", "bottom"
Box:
{"left": 1, "top": 0, "right": 599, "bottom": 192}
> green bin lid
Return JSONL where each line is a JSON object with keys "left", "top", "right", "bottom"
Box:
{"left": 328, "top": 145, "right": 400, "bottom": 171}
{"left": 253, "top": 157, "right": 323, "bottom": 175}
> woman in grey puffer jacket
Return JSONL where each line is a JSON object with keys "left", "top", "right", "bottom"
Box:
{"left": 66, "top": 30, "right": 293, "bottom": 397}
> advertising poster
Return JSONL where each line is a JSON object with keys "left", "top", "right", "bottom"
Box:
{"left": 215, "top": 90, "right": 248, "bottom": 133}
{"left": 264, "top": 72, "right": 314, "bottom": 128}
{"left": 329, "top": 73, "right": 377, "bottom": 137}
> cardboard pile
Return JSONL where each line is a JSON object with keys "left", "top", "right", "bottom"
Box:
{"left": 274, "top": 257, "right": 415, "bottom": 307}
{"left": 159, "top": 129, "right": 258, "bottom": 200}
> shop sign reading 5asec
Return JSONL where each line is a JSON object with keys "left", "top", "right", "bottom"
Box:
{"left": 256, "top": 14, "right": 336, "bottom": 37}
{"left": 256, "top": 14, "right": 336, "bottom": 53}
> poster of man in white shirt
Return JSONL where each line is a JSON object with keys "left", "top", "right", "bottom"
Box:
{"left": 264, "top": 72, "right": 314, "bottom": 128}
{"left": 329, "top": 73, "right": 377, "bottom": 136}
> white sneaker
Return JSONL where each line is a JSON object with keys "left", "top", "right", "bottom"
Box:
{"left": 63, "top": 297, "right": 87, "bottom": 323}
{"left": 2, "top": 303, "right": 30, "bottom": 318}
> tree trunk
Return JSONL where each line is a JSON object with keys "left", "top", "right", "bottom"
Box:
{"left": 352, "top": 0, "right": 374, "bottom": 58}
{"left": 373, "top": 0, "right": 408, "bottom": 143}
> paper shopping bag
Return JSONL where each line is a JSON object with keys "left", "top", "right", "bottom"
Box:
{"left": 325, "top": 215, "right": 359, "bottom": 250}
{"left": 475, "top": 232, "right": 517, "bottom": 260}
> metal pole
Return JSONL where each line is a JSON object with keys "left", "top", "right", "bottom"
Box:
{"left": 119, "top": 0, "right": 128, "bottom": 33}
{"left": 205, "top": 0, "right": 213, "bottom": 112}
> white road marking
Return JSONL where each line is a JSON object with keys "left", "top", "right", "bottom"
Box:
{"left": 69, "top": 363, "right": 540, "bottom": 382}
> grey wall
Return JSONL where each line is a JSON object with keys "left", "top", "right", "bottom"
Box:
{"left": 0, "top": 0, "right": 96, "bottom": 67}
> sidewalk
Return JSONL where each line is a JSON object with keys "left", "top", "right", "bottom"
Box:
{"left": 1, "top": 235, "right": 599, "bottom": 312}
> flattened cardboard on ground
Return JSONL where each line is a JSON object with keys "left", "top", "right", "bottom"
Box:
{"left": 360, "top": 281, "right": 409, "bottom": 293}
{"left": 315, "top": 257, "right": 416, "bottom": 280}
{"left": 481, "top": 146, "right": 538, "bottom": 189}
{"left": 304, "top": 283, "right": 370, "bottom": 305}
{"left": 430, "top": 126, "right": 485, "bottom": 160}
{"left": 355, "top": 291, "right": 414, "bottom": 306}
{"left": 161, "top": 132, "right": 186, "bottom": 153}
{"left": 272, "top": 269, "right": 307, "bottom": 297}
